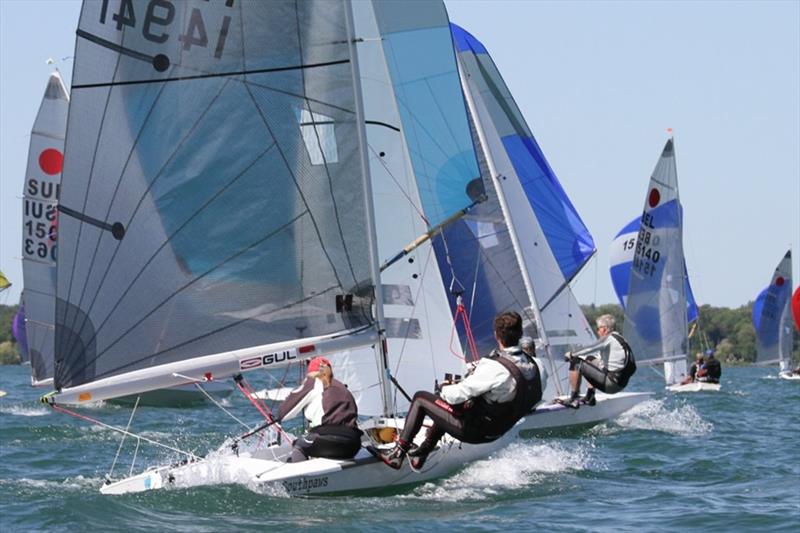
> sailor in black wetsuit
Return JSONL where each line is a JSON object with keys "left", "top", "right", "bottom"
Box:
{"left": 557, "top": 314, "right": 636, "bottom": 408}
{"left": 697, "top": 350, "right": 721, "bottom": 384}
{"left": 277, "top": 357, "right": 362, "bottom": 462}
{"left": 376, "top": 311, "right": 545, "bottom": 471}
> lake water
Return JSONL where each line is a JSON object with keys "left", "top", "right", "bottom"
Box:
{"left": 1, "top": 365, "right": 797, "bottom": 532}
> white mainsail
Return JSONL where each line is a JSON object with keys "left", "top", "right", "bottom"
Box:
{"left": 22, "top": 70, "right": 69, "bottom": 387}
{"left": 49, "top": 0, "right": 385, "bottom": 404}
{"left": 620, "top": 139, "right": 690, "bottom": 386}
{"left": 752, "top": 250, "right": 793, "bottom": 372}
{"left": 333, "top": 3, "right": 475, "bottom": 416}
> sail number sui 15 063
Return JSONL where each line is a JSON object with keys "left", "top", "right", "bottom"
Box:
{"left": 23, "top": 179, "right": 59, "bottom": 262}
{"left": 98, "top": 0, "right": 233, "bottom": 59}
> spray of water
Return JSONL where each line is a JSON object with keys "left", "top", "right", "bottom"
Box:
{"left": 603, "top": 399, "right": 712, "bottom": 436}
{"left": 407, "top": 440, "right": 596, "bottom": 502}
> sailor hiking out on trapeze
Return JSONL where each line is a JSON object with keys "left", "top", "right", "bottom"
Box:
{"left": 376, "top": 311, "right": 546, "bottom": 471}
{"left": 556, "top": 313, "right": 636, "bottom": 409}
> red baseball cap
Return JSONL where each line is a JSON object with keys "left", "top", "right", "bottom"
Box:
{"left": 307, "top": 357, "right": 332, "bottom": 374}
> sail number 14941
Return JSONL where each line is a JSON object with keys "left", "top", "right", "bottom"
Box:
{"left": 98, "top": 0, "right": 233, "bottom": 59}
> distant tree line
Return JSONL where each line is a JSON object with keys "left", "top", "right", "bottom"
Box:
{"left": 582, "top": 303, "right": 799, "bottom": 365}
{"left": 1, "top": 302, "right": 798, "bottom": 366}
{"left": 0, "top": 304, "right": 21, "bottom": 364}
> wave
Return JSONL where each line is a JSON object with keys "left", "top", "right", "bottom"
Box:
{"left": 0, "top": 404, "right": 51, "bottom": 417}
{"left": 407, "top": 440, "right": 596, "bottom": 502}
{"left": 600, "top": 399, "right": 712, "bottom": 436}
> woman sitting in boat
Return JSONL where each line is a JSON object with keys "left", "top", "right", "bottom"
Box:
{"left": 376, "top": 311, "right": 544, "bottom": 471}
{"left": 277, "top": 357, "right": 362, "bottom": 463}
{"left": 557, "top": 314, "right": 636, "bottom": 409}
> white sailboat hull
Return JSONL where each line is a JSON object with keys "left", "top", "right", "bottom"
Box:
{"left": 516, "top": 391, "right": 651, "bottom": 436}
{"left": 778, "top": 371, "right": 800, "bottom": 381}
{"left": 100, "top": 392, "right": 649, "bottom": 496}
{"left": 666, "top": 381, "right": 721, "bottom": 392}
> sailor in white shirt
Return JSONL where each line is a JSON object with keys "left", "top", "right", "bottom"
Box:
{"left": 376, "top": 312, "right": 544, "bottom": 471}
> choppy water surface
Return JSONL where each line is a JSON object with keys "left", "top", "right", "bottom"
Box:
{"left": 1, "top": 365, "right": 797, "bottom": 532}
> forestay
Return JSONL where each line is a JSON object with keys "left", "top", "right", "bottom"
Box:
{"left": 22, "top": 71, "right": 69, "bottom": 387}
{"left": 443, "top": 24, "right": 596, "bottom": 397}
{"left": 52, "top": 0, "right": 379, "bottom": 403}
{"left": 752, "top": 250, "right": 793, "bottom": 371}
{"left": 622, "top": 139, "right": 689, "bottom": 383}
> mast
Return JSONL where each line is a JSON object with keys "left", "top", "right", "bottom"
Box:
{"left": 455, "top": 59, "right": 561, "bottom": 394}
{"left": 344, "top": 0, "right": 393, "bottom": 416}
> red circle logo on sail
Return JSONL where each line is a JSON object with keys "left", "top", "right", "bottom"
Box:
{"left": 648, "top": 188, "right": 660, "bottom": 208}
{"left": 39, "top": 148, "right": 63, "bottom": 175}
{"left": 776, "top": 276, "right": 785, "bottom": 286}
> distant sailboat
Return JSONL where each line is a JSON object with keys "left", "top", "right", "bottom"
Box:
{"left": 752, "top": 250, "right": 796, "bottom": 380}
{"left": 20, "top": 70, "right": 69, "bottom": 387}
{"left": 611, "top": 138, "right": 708, "bottom": 391}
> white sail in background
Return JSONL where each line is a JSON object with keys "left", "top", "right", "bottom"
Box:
{"left": 752, "top": 250, "right": 793, "bottom": 372}
{"left": 622, "top": 139, "right": 689, "bottom": 385}
{"left": 22, "top": 70, "right": 69, "bottom": 387}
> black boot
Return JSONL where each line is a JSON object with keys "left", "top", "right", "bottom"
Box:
{"left": 554, "top": 390, "right": 580, "bottom": 409}
{"left": 376, "top": 441, "right": 409, "bottom": 470}
{"left": 408, "top": 439, "right": 436, "bottom": 472}
{"left": 580, "top": 387, "right": 596, "bottom": 406}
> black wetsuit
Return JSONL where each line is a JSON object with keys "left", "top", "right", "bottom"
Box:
{"left": 398, "top": 348, "right": 542, "bottom": 448}
{"left": 571, "top": 332, "right": 636, "bottom": 393}
{"left": 699, "top": 358, "right": 721, "bottom": 384}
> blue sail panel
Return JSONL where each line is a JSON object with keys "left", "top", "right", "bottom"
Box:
{"left": 610, "top": 212, "right": 698, "bottom": 323}
{"left": 502, "top": 135, "right": 595, "bottom": 279}
{"left": 449, "top": 22, "right": 595, "bottom": 280}
{"left": 374, "top": 6, "right": 482, "bottom": 227}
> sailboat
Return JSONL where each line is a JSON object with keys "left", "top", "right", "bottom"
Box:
{"left": 445, "top": 23, "right": 649, "bottom": 428}
{"left": 752, "top": 250, "right": 796, "bottom": 380}
{"left": 44, "top": 0, "right": 533, "bottom": 496}
{"left": 609, "top": 138, "right": 710, "bottom": 392}
{"left": 20, "top": 70, "right": 69, "bottom": 388}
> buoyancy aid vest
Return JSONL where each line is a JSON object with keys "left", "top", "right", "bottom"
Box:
{"left": 466, "top": 350, "right": 543, "bottom": 443}
{"left": 609, "top": 332, "right": 636, "bottom": 388}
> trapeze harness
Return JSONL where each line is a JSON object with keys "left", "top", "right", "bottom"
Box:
{"left": 577, "top": 332, "right": 636, "bottom": 394}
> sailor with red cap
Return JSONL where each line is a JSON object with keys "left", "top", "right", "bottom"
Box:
{"left": 277, "top": 357, "right": 362, "bottom": 462}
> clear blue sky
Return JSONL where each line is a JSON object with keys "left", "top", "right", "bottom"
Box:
{"left": 1, "top": 0, "right": 798, "bottom": 309}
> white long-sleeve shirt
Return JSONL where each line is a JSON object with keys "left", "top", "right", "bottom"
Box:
{"left": 439, "top": 346, "right": 546, "bottom": 405}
